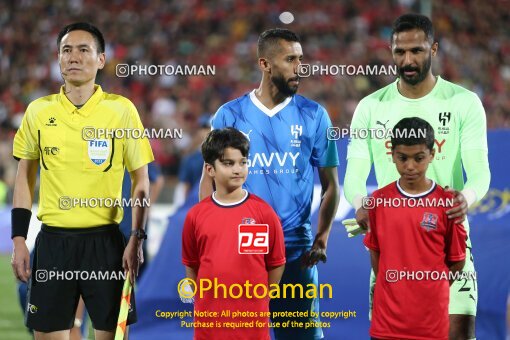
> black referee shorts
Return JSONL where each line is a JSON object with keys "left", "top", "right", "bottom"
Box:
{"left": 25, "top": 224, "right": 137, "bottom": 332}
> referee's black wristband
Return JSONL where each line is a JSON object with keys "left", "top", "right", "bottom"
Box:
{"left": 11, "top": 208, "right": 32, "bottom": 239}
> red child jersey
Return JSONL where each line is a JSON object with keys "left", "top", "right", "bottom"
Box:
{"left": 363, "top": 181, "right": 466, "bottom": 340}
{"left": 182, "top": 190, "right": 286, "bottom": 340}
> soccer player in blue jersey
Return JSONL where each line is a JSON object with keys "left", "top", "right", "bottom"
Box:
{"left": 199, "top": 28, "right": 340, "bottom": 339}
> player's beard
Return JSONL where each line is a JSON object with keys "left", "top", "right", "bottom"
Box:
{"left": 271, "top": 73, "right": 299, "bottom": 96}
{"left": 398, "top": 52, "right": 432, "bottom": 86}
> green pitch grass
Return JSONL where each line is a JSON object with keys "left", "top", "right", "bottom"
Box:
{"left": 0, "top": 254, "right": 97, "bottom": 339}
{"left": 0, "top": 254, "right": 31, "bottom": 340}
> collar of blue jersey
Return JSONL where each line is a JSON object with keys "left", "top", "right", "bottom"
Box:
{"left": 249, "top": 90, "right": 292, "bottom": 117}
{"left": 59, "top": 84, "right": 104, "bottom": 116}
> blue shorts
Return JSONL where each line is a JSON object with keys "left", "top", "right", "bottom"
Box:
{"left": 270, "top": 254, "right": 323, "bottom": 340}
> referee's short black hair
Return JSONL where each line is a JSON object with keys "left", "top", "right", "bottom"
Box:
{"left": 391, "top": 117, "right": 435, "bottom": 151}
{"left": 258, "top": 28, "right": 301, "bottom": 59}
{"left": 391, "top": 14, "right": 434, "bottom": 44}
{"left": 57, "top": 22, "right": 105, "bottom": 53}
{"left": 202, "top": 128, "right": 250, "bottom": 166}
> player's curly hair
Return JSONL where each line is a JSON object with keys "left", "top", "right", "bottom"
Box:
{"left": 391, "top": 117, "right": 435, "bottom": 151}
{"left": 202, "top": 127, "right": 250, "bottom": 166}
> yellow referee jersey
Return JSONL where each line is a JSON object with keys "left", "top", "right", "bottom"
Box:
{"left": 13, "top": 85, "right": 154, "bottom": 228}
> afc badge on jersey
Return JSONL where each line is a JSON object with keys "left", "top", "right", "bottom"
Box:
{"left": 420, "top": 212, "right": 438, "bottom": 232}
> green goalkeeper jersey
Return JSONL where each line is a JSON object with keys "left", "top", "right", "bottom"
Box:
{"left": 346, "top": 76, "right": 490, "bottom": 237}
{"left": 348, "top": 76, "right": 487, "bottom": 190}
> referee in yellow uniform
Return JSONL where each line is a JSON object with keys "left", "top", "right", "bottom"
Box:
{"left": 10, "top": 23, "right": 154, "bottom": 340}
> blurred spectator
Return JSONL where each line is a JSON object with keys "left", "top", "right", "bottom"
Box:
{"left": 0, "top": 166, "right": 7, "bottom": 206}
{"left": 174, "top": 114, "right": 211, "bottom": 207}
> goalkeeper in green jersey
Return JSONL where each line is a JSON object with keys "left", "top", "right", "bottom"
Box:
{"left": 343, "top": 13, "right": 490, "bottom": 340}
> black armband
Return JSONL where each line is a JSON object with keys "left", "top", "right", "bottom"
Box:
{"left": 11, "top": 208, "right": 32, "bottom": 239}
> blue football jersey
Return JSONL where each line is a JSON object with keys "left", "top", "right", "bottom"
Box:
{"left": 212, "top": 90, "right": 339, "bottom": 260}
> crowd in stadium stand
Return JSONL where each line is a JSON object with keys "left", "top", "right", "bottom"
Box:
{"left": 0, "top": 0, "right": 509, "bottom": 203}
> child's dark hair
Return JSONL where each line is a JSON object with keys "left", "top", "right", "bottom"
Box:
{"left": 391, "top": 117, "right": 435, "bottom": 151}
{"left": 201, "top": 128, "right": 250, "bottom": 165}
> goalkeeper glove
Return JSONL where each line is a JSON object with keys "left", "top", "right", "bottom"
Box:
{"left": 341, "top": 218, "right": 366, "bottom": 238}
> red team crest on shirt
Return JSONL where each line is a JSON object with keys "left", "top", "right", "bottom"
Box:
{"left": 420, "top": 212, "right": 438, "bottom": 231}
{"left": 241, "top": 217, "right": 256, "bottom": 224}
{"left": 238, "top": 224, "right": 269, "bottom": 254}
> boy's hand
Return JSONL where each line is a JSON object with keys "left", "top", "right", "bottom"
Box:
{"left": 303, "top": 234, "right": 327, "bottom": 267}
{"left": 355, "top": 206, "right": 370, "bottom": 230}
{"left": 445, "top": 187, "right": 468, "bottom": 223}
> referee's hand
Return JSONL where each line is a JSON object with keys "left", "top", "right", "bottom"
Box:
{"left": 12, "top": 237, "right": 31, "bottom": 282}
{"left": 122, "top": 237, "right": 144, "bottom": 284}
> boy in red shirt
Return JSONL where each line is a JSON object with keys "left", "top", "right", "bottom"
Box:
{"left": 363, "top": 117, "right": 467, "bottom": 340}
{"left": 182, "top": 127, "right": 286, "bottom": 340}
